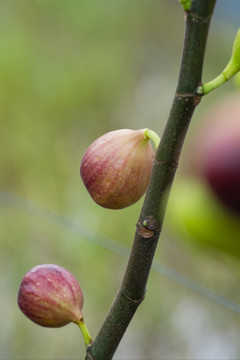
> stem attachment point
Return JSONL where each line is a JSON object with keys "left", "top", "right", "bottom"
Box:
{"left": 144, "top": 129, "right": 160, "bottom": 150}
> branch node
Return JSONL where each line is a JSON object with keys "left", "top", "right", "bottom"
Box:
{"left": 175, "top": 91, "right": 202, "bottom": 106}
{"left": 153, "top": 158, "right": 178, "bottom": 170}
{"left": 137, "top": 216, "right": 159, "bottom": 238}
{"left": 143, "top": 216, "right": 158, "bottom": 231}
{"left": 175, "top": 92, "right": 193, "bottom": 98}
{"left": 121, "top": 291, "right": 145, "bottom": 305}
{"left": 194, "top": 93, "right": 202, "bottom": 106}
{"left": 137, "top": 226, "right": 154, "bottom": 239}
{"left": 188, "top": 12, "right": 212, "bottom": 22}
{"left": 153, "top": 159, "right": 167, "bottom": 166}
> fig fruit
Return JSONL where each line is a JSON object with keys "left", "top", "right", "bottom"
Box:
{"left": 80, "top": 128, "right": 156, "bottom": 209}
{"left": 191, "top": 94, "right": 240, "bottom": 214}
{"left": 18, "top": 264, "right": 84, "bottom": 328}
{"left": 203, "top": 138, "right": 240, "bottom": 213}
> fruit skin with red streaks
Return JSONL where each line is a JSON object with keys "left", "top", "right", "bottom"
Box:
{"left": 18, "top": 264, "right": 84, "bottom": 328}
{"left": 80, "top": 129, "right": 155, "bottom": 209}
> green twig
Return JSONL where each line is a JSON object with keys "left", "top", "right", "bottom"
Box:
{"left": 197, "top": 28, "right": 240, "bottom": 95}
{"left": 85, "top": 1, "right": 217, "bottom": 358}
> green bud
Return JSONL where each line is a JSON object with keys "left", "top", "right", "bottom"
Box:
{"left": 179, "top": 0, "right": 191, "bottom": 11}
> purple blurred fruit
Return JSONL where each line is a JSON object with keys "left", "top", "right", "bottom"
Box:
{"left": 203, "top": 137, "right": 240, "bottom": 212}
{"left": 191, "top": 94, "right": 240, "bottom": 213}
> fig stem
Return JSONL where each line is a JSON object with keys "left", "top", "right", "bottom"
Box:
{"left": 77, "top": 319, "right": 93, "bottom": 347}
{"left": 144, "top": 129, "right": 160, "bottom": 150}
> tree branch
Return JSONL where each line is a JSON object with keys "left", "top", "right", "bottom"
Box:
{"left": 85, "top": 1, "right": 217, "bottom": 359}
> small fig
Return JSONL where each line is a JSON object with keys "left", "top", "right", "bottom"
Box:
{"left": 80, "top": 128, "right": 156, "bottom": 209}
{"left": 18, "top": 264, "right": 84, "bottom": 328}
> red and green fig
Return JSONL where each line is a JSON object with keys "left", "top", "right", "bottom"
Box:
{"left": 18, "top": 264, "right": 84, "bottom": 328}
{"left": 80, "top": 128, "right": 159, "bottom": 209}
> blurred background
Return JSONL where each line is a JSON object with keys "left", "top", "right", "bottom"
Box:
{"left": 1, "top": 0, "right": 240, "bottom": 359}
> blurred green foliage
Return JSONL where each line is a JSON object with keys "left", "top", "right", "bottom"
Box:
{"left": 1, "top": 1, "right": 240, "bottom": 359}
{"left": 167, "top": 178, "right": 240, "bottom": 256}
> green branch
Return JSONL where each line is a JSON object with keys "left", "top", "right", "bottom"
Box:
{"left": 85, "top": 1, "right": 217, "bottom": 359}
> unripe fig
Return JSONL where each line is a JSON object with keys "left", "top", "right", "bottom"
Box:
{"left": 80, "top": 128, "right": 156, "bottom": 209}
{"left": 191, "top": 94, "right": 240, "bottom": 214}
{"left": 18, "top": 264, "right": 84, "bottom": 328}
{"left": 167, "top": 178, "right": 240, "bottom": 257}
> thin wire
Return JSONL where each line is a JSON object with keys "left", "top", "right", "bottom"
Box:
{"left": 1, "top": 189, "right": 240, "bottom": 315}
